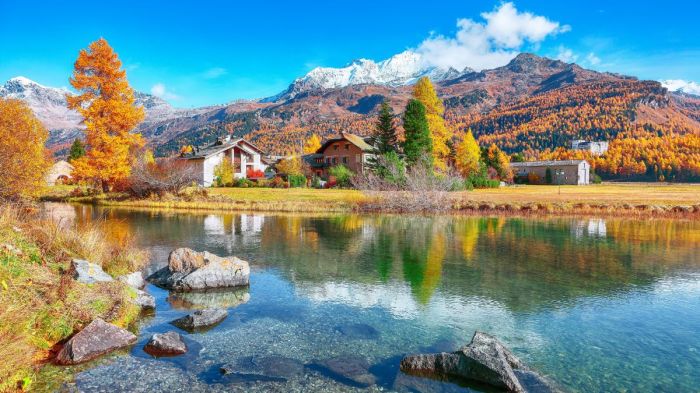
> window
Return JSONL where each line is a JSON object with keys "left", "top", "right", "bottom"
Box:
{"left": 342, "top": 157, "right": 348, "bottom": 164}
{"left": 332, "top": 157, "right": 337, "bottom": 164}
{"left": 344, "top": 144, "right": 350, "bottom": 150}
{"left": 333, "top": 144, "right": 338, "bottom": 150}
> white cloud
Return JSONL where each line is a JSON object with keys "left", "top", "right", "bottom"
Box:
{"left": 150, "top": 83, "right": 181, "bottom": 100}
{"left": 418, "top": 2, "right": 569, "bottom": 71}
{"left": 203, "top": 67, "right": 227, "bottom": 79}
{"left": 586, "top": 52, "right": 601, "bottom": 66}
{"left": 555, "top": 46, "right": 578, "bottom": 63}
{"left": 660, "top": 79, "right": 700, "bottom": 95}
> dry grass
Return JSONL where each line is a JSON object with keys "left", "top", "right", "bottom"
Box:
{"left": 0, "top": 204, "right": 148, "bottom": 392}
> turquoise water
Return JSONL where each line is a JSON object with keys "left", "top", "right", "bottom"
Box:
{"left": 46, "top": 204, "right": 700, "bottom": 392}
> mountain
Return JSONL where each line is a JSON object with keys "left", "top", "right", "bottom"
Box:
{"left": 0, "top": 76, "right": 217, "bottom": 151}
{"left": 265, "top": 50, "right": 470, "bottom": 102}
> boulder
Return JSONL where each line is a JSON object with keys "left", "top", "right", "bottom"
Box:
{"left": 144, "top": 331, "right": 187, "bottom": 356}
{"left": 55, "top": 318, "right": 136, "bottom": 365}
{"left": 148, "top": 248, "right": 250, "bottom": 291}
{"left": 170, "top": 308, "right": 228, "bottom": 332}
{"left": 134, "top": 288, "right": 156, "bottom": 310}
{"left": 118, "top": 271, "right": 146, "bottom": 289}
{"left": 312, "top": 356, "right": 376, "bottom": 387}
{"left": 72, "top": 258, "right": 113, "bottom": 284}
{"left": 400, "top": 332, "right": 559, "bottom": 393}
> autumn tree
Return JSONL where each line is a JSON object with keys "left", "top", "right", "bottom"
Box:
{"left": 275, "top": 156, "right": 303, "bottom": 176}
{"left": 402, "top": 99, "right": 433, "bottom": 168}
{"left": 67, "top": 38, "right": 145, "bottom": 191}
{"left": 303, "top": 134, "right": 322, "bottom": 154}
{"left": 0, "top": 99, "right": 50, "bottom": 200}
{"left": 483, "top": 144, "right": 513, "bottom": 182}
{"left": 413, "top": 77, "right": 451, "bottom": 171}
{"left": 454, "top": 129, "right": 481, "bottom": 178}
{"left": 68, "top": 138, "right": 85, "bottom": 162}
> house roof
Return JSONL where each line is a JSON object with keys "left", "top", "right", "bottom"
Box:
{"left": 317, "top": 132, "right": 374, "bottom": 154}
{"left": 302, "top": 153, "right": 325, "bottom": 168}
{"left": 183, "top": 138, "right": 265, "bottom": 159}
{"left": 510, "top": 160, "right": 588, "bottom": 168}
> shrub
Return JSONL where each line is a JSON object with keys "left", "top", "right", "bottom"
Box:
{"left": 288, "top": 174, "right": 307, "bottom": 188}
{"left": 527, "top": 172, "right": 541, "bottom": 185}
{"left": 129, "top": 157, "right": 198, "bottom": 197}
{"left": 246, "top": 168, "right": 265, "bottom": 179}
{"left": 213, "top": 160, "right": 235, "bottom": 187}
{"left": 328, "top": 165, "right": 354, "bottom": 187}
{"left": 591, "top": 172, "right": 603, "bottom": 184}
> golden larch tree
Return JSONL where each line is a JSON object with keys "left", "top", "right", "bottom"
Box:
{"left": 454, "top": 129, "right": 481, "bottom": 178}
{"left": 0, "top": 98, "right": 50, "bottom": 199}
{"left": 412, "top": 77, "right": 451, "bottom": 171}
{"left": 67, "top": 38, "right": 145, "bottom": 191}
{"left": 303, "top": 134, "right": 322, "bottom": 154}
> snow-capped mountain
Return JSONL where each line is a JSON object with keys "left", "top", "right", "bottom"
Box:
{"left": 265, "top": 50, "right": 472, "bottom": 102}
{"left": 661, "top": 79, "right": 700, "bottom": 96}
{"left": 0, "top": 76, "right": 215, "bottom": 146}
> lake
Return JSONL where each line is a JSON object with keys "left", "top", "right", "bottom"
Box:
{"left": 44, "top": 204, "right": 700, "bottom": 392}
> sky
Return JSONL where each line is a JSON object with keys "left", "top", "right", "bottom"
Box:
{"left": 1, "top": 0, "right": 699, "bottom": 107}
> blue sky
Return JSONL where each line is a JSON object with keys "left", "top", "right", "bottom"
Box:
{"left": 1, "top": 0, "right": 698, "bottom": 107}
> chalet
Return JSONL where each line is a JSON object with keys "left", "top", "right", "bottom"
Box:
{"left": 45, "top": 160, "right": 73, "bottom": 186}
{"left": 310, "top": 132, "right": 375, "bottom": 177}
{"left": 510, "top": 160, "right": 591, "bottom": 185}
{"left": 181, "top": 136, "right": 268, "bottom": 186}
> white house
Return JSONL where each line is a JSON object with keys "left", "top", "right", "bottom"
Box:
{"left": 45, "top": 160, "right": 74, "bottom": 185}
{"left": 571, "top": 139, "right": 609, "bottom": 156}
{"left": 181, "top": 136, "right": 268, "bottom": 186}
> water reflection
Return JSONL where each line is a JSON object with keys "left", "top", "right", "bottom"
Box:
{"left": 39, "top": 204, "right": 700, "bottom": 392}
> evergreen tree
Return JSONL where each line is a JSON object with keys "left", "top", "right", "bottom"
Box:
{"left": 371, "top": 101, "right": 397, "bottom": 154}
{"left": 402, "top": 99, "right": 432, "bottom": 168}
{"left": 68, "top": 138, "right": 86, "bottom": 162}
{"left": 412, "top": 77, "right": 451, "bottom": 171}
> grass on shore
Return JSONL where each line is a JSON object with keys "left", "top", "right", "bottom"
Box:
{"left": 0, "top": 204, "right": 148, "bottom": 392}
{"left": 42, "top": 183, "right": 700, "bottom": 217}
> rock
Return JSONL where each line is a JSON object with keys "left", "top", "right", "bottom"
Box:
{"left": 134, "top": 289, "right": 155, "bottom": 310}
{"left": 312, "top": 356, "right": 376, "bottom": 387}
{"left": 148, "top": 248, "right": 250, "bottom": 291}
{"left": 72, "top": 258, "right": 114, "bottom": 284}
{"left": 400, "top": 332, "right": 559, "bottom": 393}
{"left": 118, "top": 271, "right": 146, "bottom": 289}
{"left": 55, "top": 318, "right": 136, "bottom": 365}
{"left": 168, "top": 287, "right": 250, "bottom": 310}
{"left": 170, "top": 308, "right": 228, "bottom": 332}
{"left": 144, "top": 331, "right": 187, "bottom": 356}
{"left": 335, "top": 323, "right": 380, "bottom": 340}
{"left": 221, "top": 355, "right": 304, "bottom": 380}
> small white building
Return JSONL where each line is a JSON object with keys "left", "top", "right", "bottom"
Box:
{"left": 181, "top": 136, "right": 268, "bottom": 186}
{"left": 511, "top": 160, "right": 591, "bottom": 185}
{"left": 571, "top": 140, "right": 609, "bottom": 156}
{"left": 45, "top": 160, "right": 74, "bottom": 185}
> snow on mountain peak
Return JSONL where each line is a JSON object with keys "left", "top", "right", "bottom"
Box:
{"left": 661, "top": 79, "right": 700, "bottom": 96}
{"left": 267, "top": 50, "right": 472, "bottom": 102}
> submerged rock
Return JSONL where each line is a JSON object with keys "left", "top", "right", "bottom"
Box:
{"left": 221, "top": 355, "right": 304, "bottom": 380}
{"left": 312, "top": 356, "right": 376, "bottom": 387}
{"left": 148, "top": 248, "right": 250, "bottom": 291}
{"left": 168, "top": 287, "right": 250, "bottom": 310}
{"left": 72, "top": 258, "right": 114, "bottom": 284}
{"left": 144, "top": 331, "right": 187, "bottom": 356}
{"left": 335, "top": 323, "right": 380, "bottom": 340}
{"left": 118, "top": 271, "right": 146, "bottom": 289}
{"left": 400, "top": 332, "right": 559, "bottom": 393}
{"left": 170, "top": 308, "right": 228, "bottom": 332}
{"left": 55, "top": 318, "right": 136, "bottom": 365}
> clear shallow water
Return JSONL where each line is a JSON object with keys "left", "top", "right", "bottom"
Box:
{"left": 44, "top": 204, "right": 700, "bottom": 392}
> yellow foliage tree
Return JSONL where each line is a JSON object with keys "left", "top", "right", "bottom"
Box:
{"left": 454, "top": 129, "right": 481, "bottom": 178}
{"left": 303, "top": 134, "right": 322, "bottom": 154}
{"left": 413, "top": 77, "right": 451, "bottom": 171}
{"left": 0, "top": 99, "right": 50, "bottom": 199}
{"left": 276, "top": 156, "right": 303, "bottom": 176}
{"left": 67, "top": 38, "right": 145, "bottom": 191}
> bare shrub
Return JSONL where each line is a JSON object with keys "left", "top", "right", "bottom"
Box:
{"left": 129, "top": 157, "right": 198, "bottom": 197}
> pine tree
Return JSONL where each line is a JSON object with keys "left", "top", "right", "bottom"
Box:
{"left": 402, "top": 99, "right": 432, "bottom": 168}
{"left": 68, "top": 138, "right": 85, "bottom": 162}
{"left": 67, "top": 38, "right": 145, "bottom": 191}
{"left": 371, "top": 101, "right": 398, "bottom": 154}
{"left": 454, "top": 129, "right": 481, "bottom": 178}
{"left": 412, "top": 77, "right": 451, "bottom": 171}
